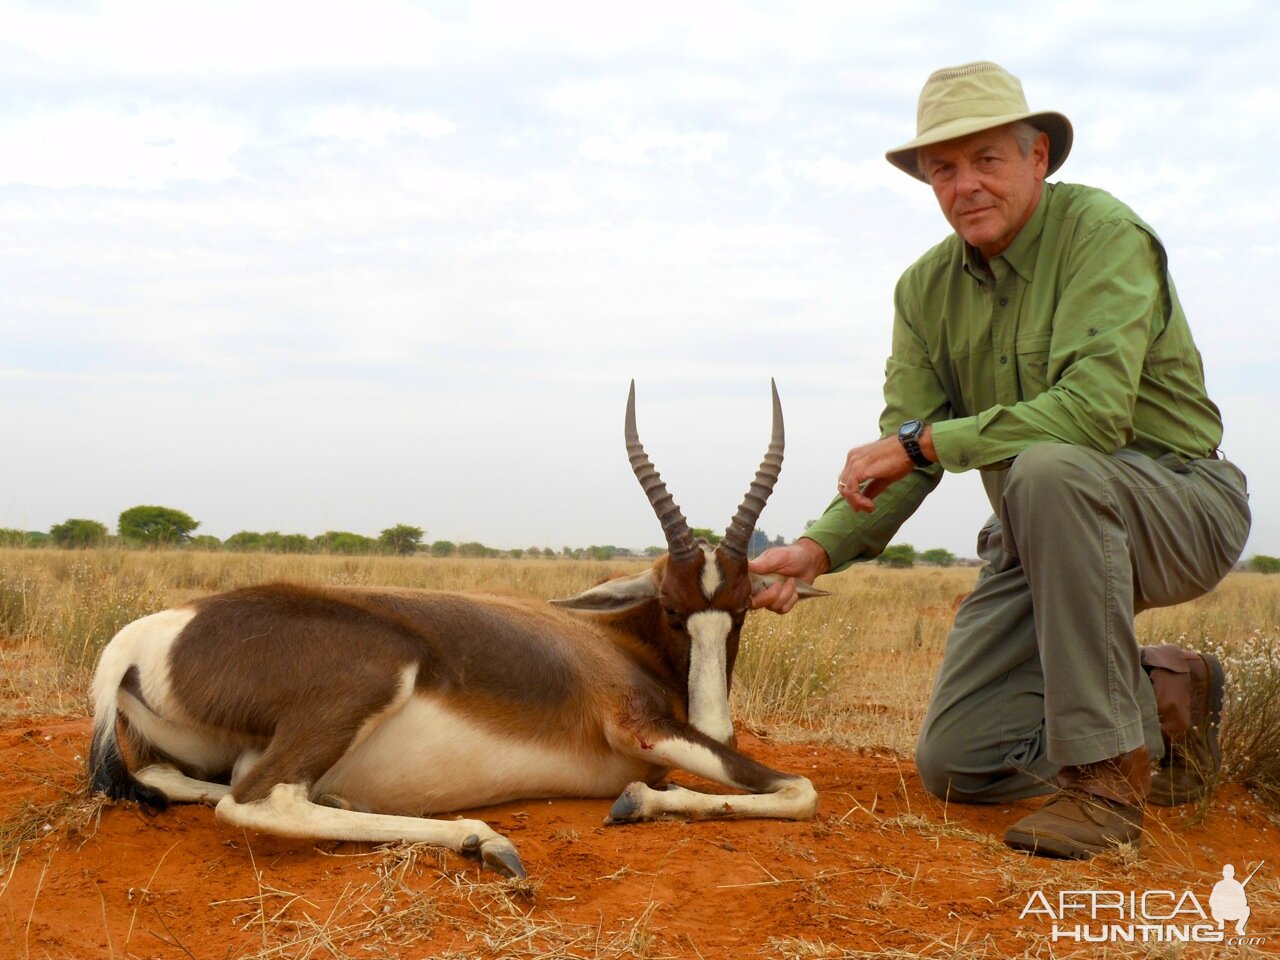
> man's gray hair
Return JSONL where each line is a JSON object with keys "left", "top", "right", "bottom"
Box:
{"left": 1009, "top": 120, "right": 1042, "bottom": 157}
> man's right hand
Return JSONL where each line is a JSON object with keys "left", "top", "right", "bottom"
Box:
{"left": 748, "top": 538, "right": 831, "bottom": 614}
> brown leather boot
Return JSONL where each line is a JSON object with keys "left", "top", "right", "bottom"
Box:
{"left": 1141, "top": 645, "right": 1225, "bottom": 806}
{"left": 1004, "top": 746, "right": 1150, "bottom": 859}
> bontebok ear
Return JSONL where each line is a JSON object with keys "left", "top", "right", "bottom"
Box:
{"left": 550, "top": 569, "right": 661, "bottom": 613}
{"left": 749, "top": 573, "right": 830, "bottom": 602}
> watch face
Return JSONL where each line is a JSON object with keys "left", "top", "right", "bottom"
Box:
{"left": 899, "top": 419, "right": 923, "bottom": 441}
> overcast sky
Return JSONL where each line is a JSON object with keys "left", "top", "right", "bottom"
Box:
{"left": 1, "top": 0, "right": 1276, "bottom": 559}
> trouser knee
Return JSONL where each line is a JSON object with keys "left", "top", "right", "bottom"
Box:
{"left": 916, "top": 717, "right": 1057, "bottom": 803}
{"left": 1000, "top": 443, "right": 1103, "bottom": 546}
{"left": 915, "top": 724, "right": 991, "bottom": 801}
{"left": 1003, "top": 443, "right": 1097, "bottom": 506}
{"left": 914, "top": 729, "right": 951, "bottom": 799}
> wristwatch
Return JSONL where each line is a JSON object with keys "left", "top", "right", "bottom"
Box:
{"left": 898, "top": 419, "right": 932, "bottom": 468}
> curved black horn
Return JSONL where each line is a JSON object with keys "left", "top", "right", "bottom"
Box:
{"left": 625, "top": 381, "right": 698, "bottom": 560}
{"left": 722, "top": 379, "right": 784, "bottom": 559}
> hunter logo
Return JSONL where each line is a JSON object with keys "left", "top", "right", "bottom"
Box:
{"left": 1019, "top": 861, "right": 1267, "bottom": 947}
{"left": 1210, "top": 862, "right": 1261, "bottom": 935}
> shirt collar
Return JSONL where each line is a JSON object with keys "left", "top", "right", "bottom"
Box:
{"left": 960, "top": 181, "right": 1054, "bottom": 285}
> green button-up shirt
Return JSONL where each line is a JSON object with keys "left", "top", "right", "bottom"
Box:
{"left": 806, "top": 181, "right": 1223, "bottom": 571}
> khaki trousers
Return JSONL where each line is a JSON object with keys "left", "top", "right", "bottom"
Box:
{"left": 915, "top": 444, "right": 1250, "bottom": 803}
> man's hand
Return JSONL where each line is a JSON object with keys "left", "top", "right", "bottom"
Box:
{"left": 749, "top": 539, "right": 830, "bottom": 614}
{"left": 838, "top": 427, "right": 935, "bottom": 512}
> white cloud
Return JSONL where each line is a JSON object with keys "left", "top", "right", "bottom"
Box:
{"left": 0, "top": 104, "right": 246, "bottom": 189}
{"left": 300, "top": 106, "right": 456, "bottom": 146}
{"left": 578, "top": 125, "right": 728, "bottom": 166}
{"left": 2, "top": 0, "right": 446, "bottom": 74}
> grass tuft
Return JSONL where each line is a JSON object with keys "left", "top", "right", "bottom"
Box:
{"left": 1217, "top": 630, "right": 1280, "bottom": 806}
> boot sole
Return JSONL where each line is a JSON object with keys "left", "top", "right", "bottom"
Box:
{"left": 1003, "top": 826, "right": 1107, "bottom": 860}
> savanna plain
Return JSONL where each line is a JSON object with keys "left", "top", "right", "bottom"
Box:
{"left": 1, "top": 548, "right": 1278, "bottom": 959}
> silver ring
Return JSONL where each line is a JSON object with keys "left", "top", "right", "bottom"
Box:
{"left": 837, "top": 481, "right": 847, "bottom": 490}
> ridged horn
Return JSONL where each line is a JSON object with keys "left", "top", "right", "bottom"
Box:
{"left": 721, "top": 379, "right": 784, "bottom": 559}
{"left": 625, "top": 381, "right": 697, "bottom": 560}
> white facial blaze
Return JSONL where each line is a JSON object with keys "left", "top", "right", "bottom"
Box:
{"left": 699, "top": 543, "right": 722, "bottom": 600}
{"left": 686, "top": 610, "right": 733, "bottom": 744}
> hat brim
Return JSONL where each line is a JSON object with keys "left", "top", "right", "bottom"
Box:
{"left": 885, "top": 111, "right": 1073, "bottom": 183}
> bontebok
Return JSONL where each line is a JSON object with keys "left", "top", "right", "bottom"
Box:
{"left": 89, "top": 381, "right": 826, "bottom": 878}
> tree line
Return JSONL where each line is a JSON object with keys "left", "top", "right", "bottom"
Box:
{"left": 0, "top": 506, "right": 432, "bottom": 555}
{"left": 0, "top": 505, "right": 796, "bottom": 560}
{"left": 874, "top": 544, "right": 961, "bottom": 568}
{"left": 17, "top": 506, "right": 1273, "bottom": 570}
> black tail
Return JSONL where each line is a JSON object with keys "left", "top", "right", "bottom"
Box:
{"left": 88, "top": 716, "right": 170, "bottom": 811}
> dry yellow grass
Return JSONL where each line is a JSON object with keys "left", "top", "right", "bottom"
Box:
{"left": 0, "top": 547, "right": 1277, "bottom": 766}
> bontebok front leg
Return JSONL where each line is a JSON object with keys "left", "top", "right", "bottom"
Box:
{"left": 605, "top": 721, "right": 818, "bottom": 823}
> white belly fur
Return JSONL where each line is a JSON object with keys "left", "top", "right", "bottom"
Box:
{"left": 313, "top": 695, "right": 657, "bottom": 815}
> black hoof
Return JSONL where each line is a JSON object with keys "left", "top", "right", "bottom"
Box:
{"left": 482, "top": 843, "right": 528, "bottom": 880}
{"left": 605, "top": 783, "right": 645, "bottom": 824}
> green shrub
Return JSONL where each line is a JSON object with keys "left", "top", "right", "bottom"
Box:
{"left": 50, "top": 519, "right": 109, "bottom": 548}
{"left": 876, "top": 543, "right": 917, "bottom": 568}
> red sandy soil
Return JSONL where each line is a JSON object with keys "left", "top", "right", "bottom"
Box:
{"left": 2, "top": 717, "right": 1276, "bottom": 959}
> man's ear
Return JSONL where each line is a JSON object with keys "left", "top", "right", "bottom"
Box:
{"left": 749, "top": 572, "right": 829, "bottom": 601}
{"left": 550, "top": 568, "right": 660, "bottom": 613}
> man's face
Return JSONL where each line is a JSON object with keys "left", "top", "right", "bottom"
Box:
{"left": 918, "top": 125, "right": 1049, "bottom": 260}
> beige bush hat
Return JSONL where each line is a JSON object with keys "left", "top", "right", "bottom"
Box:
{"left": 886, "top": 61, "right": 1072, "bottom": 182}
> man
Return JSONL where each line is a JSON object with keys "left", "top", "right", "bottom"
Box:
{"left": 751, "top": 62, "right": 1251, "bottom": 859}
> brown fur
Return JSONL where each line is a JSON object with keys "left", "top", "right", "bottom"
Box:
{"left": 167, "top": 579, "right": 695, "bottom": 803}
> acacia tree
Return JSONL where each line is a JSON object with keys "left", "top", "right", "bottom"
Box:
{"left": 379, "top": 524, "right": 424, "bottom": 555}
{"left": 118, "top": 505, "right": 199, "bottom": 545}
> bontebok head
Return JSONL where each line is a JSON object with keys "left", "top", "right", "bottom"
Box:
{"left": 551, "top": 380, "right": 826, "bottom": 744}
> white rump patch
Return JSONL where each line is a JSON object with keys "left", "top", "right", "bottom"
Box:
{"left": 91, "top": 607, "right": 243, "bottom": 777}
{"left": 91, "top": 607, "right": 197, "bottom": 721}
{"left": 686, "top": 610, "right": 733, "bottom": 744}
{"left": 698, "top": 543, "right": 721, "bottom": 599}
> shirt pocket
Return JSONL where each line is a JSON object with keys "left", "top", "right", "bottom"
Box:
{"left": 1015, "top": 333, "right": 1053, "bottom": 397}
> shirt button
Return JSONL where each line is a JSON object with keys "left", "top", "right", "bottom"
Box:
{"left": 960, "top": 456, "right": 970, "bottom": 467}
{"left": 1000, "top": 355, "right": 1008, "bottom": 364}
{"left": 998, "top": 296, "right": 1009, "bottom": 306}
